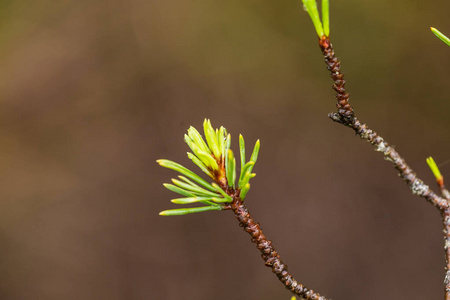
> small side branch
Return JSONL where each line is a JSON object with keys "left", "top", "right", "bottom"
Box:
{"left": 436, "top": 173, "right": 450, "bottom": 300}
{"left": 230, "top": 198, "right": 330, "bottom": 300}
{"left": 437, "top": 178, "right": 450, "bottom": 201}
{"left": 319, "top": 36, "right": 354, "bottom": 123}
{"left": 319, "top": 34, "right": 450, "bottom": 299}
{"left": 319, "top": 36, "right": 448, "bottom": 211}
{"left": 329, "top": 113, "right": 448, "bottom": 210}
{"left": 442, "top": 208, "right": 450, "bottom": 300}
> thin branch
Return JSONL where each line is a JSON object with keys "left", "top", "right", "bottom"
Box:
{"left": 318, "top": 36, "right": 448, "bottom": 211}
{"left": 435, "top": 174, "right": 450, "bottom": 300}
{"left": 437, "top": 179, "right": 450, "bottom": 200}
{"left": 442, "top": 208, "right": 450, "bottom": 300}
{"left": 228, "top": 197, "right": 330, "bottom": 300}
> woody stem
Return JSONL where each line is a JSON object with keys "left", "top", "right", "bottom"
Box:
{"left": 230, "top": 197, "right": 330, "bottom": 300}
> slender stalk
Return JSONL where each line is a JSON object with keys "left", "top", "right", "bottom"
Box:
{"left": 442, "top": 208, "right": 450, "bottom": 300}
{"left": 228, "top": 197, "right": 330, "bottom": 300}
{"left": 437, "top": 179, "right": 450, "bottom": 200}
{"left": 318, "top": 36, "right": 354, "bottom": 123}
{"left": 318, "top": 35, "right": 450, "bottom": 299}
{"left": 224, "top": 36, "right": 449, "bottom": 299}
{"left": 318, "top": 36, "right": 448, "bottom": 210}
{"left": 438, "top": 177, "right": 450, "bottom": 300}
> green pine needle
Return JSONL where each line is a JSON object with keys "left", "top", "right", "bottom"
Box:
{"left": 172, "top": 178, "right": 220, "bottom": 197}
{"left": 250, "top": 140, "right": 260, "bottom": 164}
{"left": 240, "top": 183, "right": 251, "bottom": 200}
{"left": 322, "top": 0, "right": 330, "bottom": 37}
{"left": 203, "top": 119, "right": 221, "bottom": 159}
{"left": 226, "top": 133, "right": 231, "bottom": 153}
{"left": 238, "top": 162, "right": 254, "bottom": 188}
{"left": 211, "top": 197, "right": 233, "bottom": 203}
{"left": 187, "top": 126, "right": 211, "bottom": 154}
{"left": 171, "top": 197, "right": 215, "bottom": 204}
{"left": 187, "top": 152, "right": 214, "bottom": 178}
{"left": 239, "top": 134, "right": 246, "bottom": 178}
{"left": 226, "top": 149, "right": 236, "bottom": 188}
{"left": 426, "top": 156, "right": 443, "bottom": 181}
{"left": 163, "top": 183, "right": 196, "bottom": 197}
{"left": 159, "top": 205, "right": 223, "bottom": 216}
{"left": 302, "top": 0, "right": 324, "bottom": 37}
{"left": 431, "top": 27, "right": 450, "bottom": 47}
{"left": 184, "top": 134, "right": 203, "bottom": 158}
{"left": 217, "top": 126, "right": 226, "bottom": 160}
{"left": 197, "top": 150, "right": 219, "bottom": 170}
{"left": 238, "top": 171, "right": 253, "bottom": 192}
{"left": 157, "top": 159, "right": 216, "bottom": 192}
{"left": 212, "top": 183, "right": 233, "bottom": 202}
{"left": 184, "top": 135, "right": 219, "bottom": 171}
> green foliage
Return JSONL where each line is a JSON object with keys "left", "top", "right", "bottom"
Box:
{"left": 159, "top": 206, "right": 223, "bottom": 216}
{"left": 157, "top": 159, "right": 216, "bottom": 192}
{"left": 431, "top": 27, "right": 450, "bottom": 47}
{"left": 322, "top": 0, "right": 330, "bottom": 37}
{"left": 302, "top": 0, "right": 323, "bottom": 37}
{"left": 226, "top": 149, "right": 236, "bottom": 189}
{"left": 159, "top": 119, "right": 260, "bottom": 215}
{"left": 426, "top": 156, "right": 443, "bottom": 182}
{"left": 302, "top": 0, "right": 330, "bottom": 37}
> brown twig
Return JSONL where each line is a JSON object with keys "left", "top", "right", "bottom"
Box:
{"left": 319, "top": 36, "right": 354, "bottom": 124}
{"left": 442, "top": 208, "right": 450, "bottom": 300}
{"left": 228, "top": 196, "right": 330, "bottom": 300}
{"left": 436, "top": 176, "right": 450, "bottom": 300}
{"left": 318, "top": 36, "right": 448, "bottom": 211}
{"left": 220, "top": 35, "right": 449, "bottom": 300}
{"left": 328, "top": 114, "right": 449, "bottom": 210}
{"left": 437, "top": 177, "right": 450, "bottom": 201}
{"left": 318, "top": 35, "right": 450, "bottom": 299}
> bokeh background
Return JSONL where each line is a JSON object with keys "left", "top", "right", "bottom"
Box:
{"left": 0, "top": 0, "right": 450, "bottom": 299}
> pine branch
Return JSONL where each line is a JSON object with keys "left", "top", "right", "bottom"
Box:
{"left": 304, "top": 2, "right": 450, "bottom": 297}
{"left": 158, "top": 2, "right": 450, "bottom": 299}
{"left": 427, "top": 159, "right": 450, "bottom": 299}
{"left": 230, "top": 197, "right": 330, "bottom": 300}
{"left": 442, "top": 208, "right": 450, "bottom": 300}
{"left": 317, "top": 22, "right": 450, "bottom": 300}
{"left": 318, "top": 36, "right": 448, "bottom": 211}
{"left": 159, "top": 120, "right": 330, "bottom": 299}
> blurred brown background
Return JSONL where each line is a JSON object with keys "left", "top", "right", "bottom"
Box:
{"left": 0, "top": 0, "right": 449, "bottom": 299}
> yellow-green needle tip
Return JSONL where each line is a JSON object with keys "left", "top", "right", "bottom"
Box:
{"left": 426, "top": 156, "right": 443, "bottom": 182}
{"left": 431, "top": 27, "right": 450, "bottom": 47}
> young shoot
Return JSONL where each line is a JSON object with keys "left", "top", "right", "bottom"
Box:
{"left": 158, "top": 119, "right": 260, "bottom": 215}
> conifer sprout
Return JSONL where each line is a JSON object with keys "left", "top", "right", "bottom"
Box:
{"left": 158, "top": 119, "right": 260, "bottom": 216}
